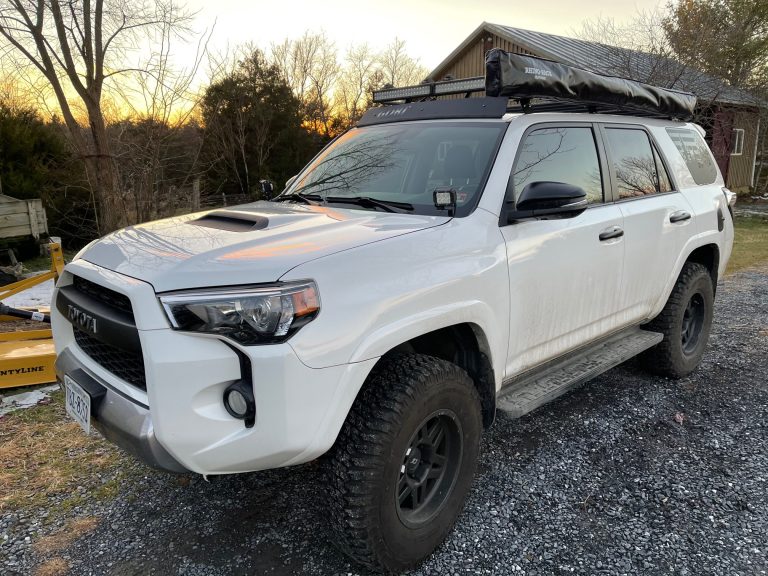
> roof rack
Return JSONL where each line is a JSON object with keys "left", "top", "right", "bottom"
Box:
{"left": 370, "top": 51, "right": 697, "bottom": 121}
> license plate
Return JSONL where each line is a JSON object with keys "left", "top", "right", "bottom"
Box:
{"left": 64, "top": 375, "right": 91, "bottom": 435}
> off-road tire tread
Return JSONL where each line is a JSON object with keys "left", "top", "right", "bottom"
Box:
{"left": 642, "top": 262, "right": 712, "bottom": 378}
{"left": 324, "top": 353, "right": 479, "bottom": 573}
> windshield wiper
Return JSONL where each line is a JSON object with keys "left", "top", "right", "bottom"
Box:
{"left": 272, "top": 192, "right": 323, "bottom": 205}
{"left": 325, "top": 196, "right": 414, "bottom": 213}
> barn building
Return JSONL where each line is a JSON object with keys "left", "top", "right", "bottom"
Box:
{"left": 429, "top": 23, "right": 762, "bottom": 191}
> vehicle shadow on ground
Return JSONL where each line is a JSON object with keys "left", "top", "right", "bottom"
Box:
{"left": 102, "top": 462, "right": 357, "bottom": 575}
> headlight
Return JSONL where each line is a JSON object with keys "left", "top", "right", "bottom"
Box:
{"left": 159, "top": 281, "right": 320, "bottom": 345}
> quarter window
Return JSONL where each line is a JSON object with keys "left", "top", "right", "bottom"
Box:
{"left": 605, "top": 128, "right": 664, "bottom": 199}
{"left": 512, "top": 127, "right": 603, "bottom": 204}
{"left": 666, "top": 128, "right": 718, "bottom": 185}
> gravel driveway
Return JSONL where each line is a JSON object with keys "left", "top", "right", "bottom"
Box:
{"left": 3, "top": 268, "right": 768, "bottom": 576}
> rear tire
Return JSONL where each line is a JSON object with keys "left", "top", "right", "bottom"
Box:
{"left": 325, "top": 353, "right": 482, "bottom": 573}
{"left": 641, "top": 262, "right": 714, "bottom": 378}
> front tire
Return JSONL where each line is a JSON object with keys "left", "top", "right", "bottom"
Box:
{"left": 325, "top": 353, "right": 482, "bottom": 573}
{"left": 642, "top": 262, "right": 714, "bottom": 378}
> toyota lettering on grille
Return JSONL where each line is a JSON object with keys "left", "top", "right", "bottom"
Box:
{"left": 67, "top": 304, "right": 98, "bottom": 334}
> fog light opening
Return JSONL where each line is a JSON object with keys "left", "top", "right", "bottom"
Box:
{"left": 223, "top": 382, "right": 256, "bottom": 428}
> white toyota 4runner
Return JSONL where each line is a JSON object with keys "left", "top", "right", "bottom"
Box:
{"left": 53, "top": 53, "right": 735, "bottom": 572}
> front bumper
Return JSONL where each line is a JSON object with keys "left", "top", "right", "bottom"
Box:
{"left": 56, "top": 348, "right": 187, "bottom": 473}
{"left": 52, "top": 260, "right": 378, "bottom": 475}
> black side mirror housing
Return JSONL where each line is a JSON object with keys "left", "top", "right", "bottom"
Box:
{"left": 260, "top": 180, "right": 275, "bottom": 200}
{"left": 507, "top": 181, "right": 588, "bottom": 222}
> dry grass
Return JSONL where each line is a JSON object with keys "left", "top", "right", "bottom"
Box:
{"left": 34, "top": 557, "right": 69, "bottom": 576}
{"left": 0, "top": 391, "right": 127, "bottom": 513}
{"left": 727, "top": 216, "right": 768, "bottom": 275}
{"left": 34, "top": 516, "right": 100, "bottom": 555}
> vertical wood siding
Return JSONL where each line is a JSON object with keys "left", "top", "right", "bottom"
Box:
{"left": 432, "top": 33, "right": 538, "bottom": 80}
{"left": 727, "top": 109, "right": 759, "bottom": 190}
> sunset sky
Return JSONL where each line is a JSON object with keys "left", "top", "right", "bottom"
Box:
{"left": 184, "top": 0, "right": 666, "bottom": 72}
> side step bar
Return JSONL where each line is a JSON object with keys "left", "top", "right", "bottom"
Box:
{"left": 497, "top": 327, "right": 663, "bottom": 419}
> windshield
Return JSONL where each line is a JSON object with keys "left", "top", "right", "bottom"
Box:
{"left": 285, "top": 122, "right": 507, "bottom": 216}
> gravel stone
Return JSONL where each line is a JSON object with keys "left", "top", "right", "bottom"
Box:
{"left": 2, "top": 268, "right": 767, "bottom": 575}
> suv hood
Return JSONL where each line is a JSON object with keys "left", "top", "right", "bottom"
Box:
{"left": 79, "top": 201, "right": 448, "bottom": 292}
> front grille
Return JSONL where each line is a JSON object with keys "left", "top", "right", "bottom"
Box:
{"left": 74, "top": 328, "right": 147, "bottom": 390}
{"left": 73, "top": 275, "right": 133, "bottom": 315}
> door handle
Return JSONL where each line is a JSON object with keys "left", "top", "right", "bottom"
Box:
{"left": 669, "top": 210, "right": 691, "bottom": 223}
{"left": 599, "top": 226, "right": 624, "bottom": 241}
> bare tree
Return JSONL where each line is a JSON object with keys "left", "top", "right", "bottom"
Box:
{"left": 578, "top": 10, "right": 725, "bottom": 110}
{"left": 269, "top": 33, "right": 430, "bottom": 134}
{"left": 0, "top": 0, "right": 193, "bottom": 233}
{"left": 334, "top": 43, "right": 379, "bottom": 128}
{"left": 271, "top": 31, "right": 339, "bottom": 137}
{"left": 378, "top": 38, "right": 429, "bottom": 87}
{"left": 111, "top": 15, "right": 212, "bottom": 222}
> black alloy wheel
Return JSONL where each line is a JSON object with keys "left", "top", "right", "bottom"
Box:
{"left": 396, "top": 410, "right": 463, "bottom": 528}
{"left": 681, "top": 292, "right": 706, "bottom": 355}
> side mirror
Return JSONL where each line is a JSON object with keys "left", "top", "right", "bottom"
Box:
{"left": 260, "top": 180, "right": 275, "bottom": 200}
{"left": 509, "top": 181, "right": 588, "bottom": 221}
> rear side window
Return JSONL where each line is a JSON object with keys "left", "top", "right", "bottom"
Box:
{"left": 605, "top": 128, "right": 665, "bottom": 199}
{"left": 513, "top": 127, "right": 603, "bottom": 204}
{"left": 666, "top": 128, "right": 718, "bottom": 185}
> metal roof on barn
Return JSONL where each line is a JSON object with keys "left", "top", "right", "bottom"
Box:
{"left": 430, "top": 22, "right": 762, "bottom": 109}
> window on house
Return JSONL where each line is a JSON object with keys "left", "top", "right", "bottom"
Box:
{"left": 731, "top": 128, "right": 745, "bottom": 156}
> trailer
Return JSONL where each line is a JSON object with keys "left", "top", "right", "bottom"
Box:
{"left": 0, "top": 194, "right": 48, "bottom": 241}
{"left": 0, "top": 242, "right": 63, "bottom": 389}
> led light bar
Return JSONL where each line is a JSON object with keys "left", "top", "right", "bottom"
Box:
{"left": 433, "top": 77, "right": 485, "bottom": 95}
{"left": 373, "top": 84, "right": 431, "bottom": 103}
{"left": 373, "top": 76, "right": 487, "bottom": 104}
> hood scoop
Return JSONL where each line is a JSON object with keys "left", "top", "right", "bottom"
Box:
{"left": 189, "top": 210, "right": 269, "bottom": 232}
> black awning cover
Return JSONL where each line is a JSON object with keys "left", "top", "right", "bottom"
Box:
{"left": 485, "top": 49, "right": 697, "bottom": 119}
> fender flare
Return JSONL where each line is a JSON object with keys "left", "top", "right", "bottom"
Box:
{"left": 649, "top": 232, "right": 723, "bottom": 318}
{"left": 348, "top": 300, "right": 505, "bottom": 389}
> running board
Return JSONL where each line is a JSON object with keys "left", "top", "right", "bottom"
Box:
{"left": 497, "top": 328, "right": 663, "bottom": 419}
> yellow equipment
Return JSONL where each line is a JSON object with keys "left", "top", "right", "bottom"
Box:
{"left": 0, "top": 243, "right": 64, "bottom": 389}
